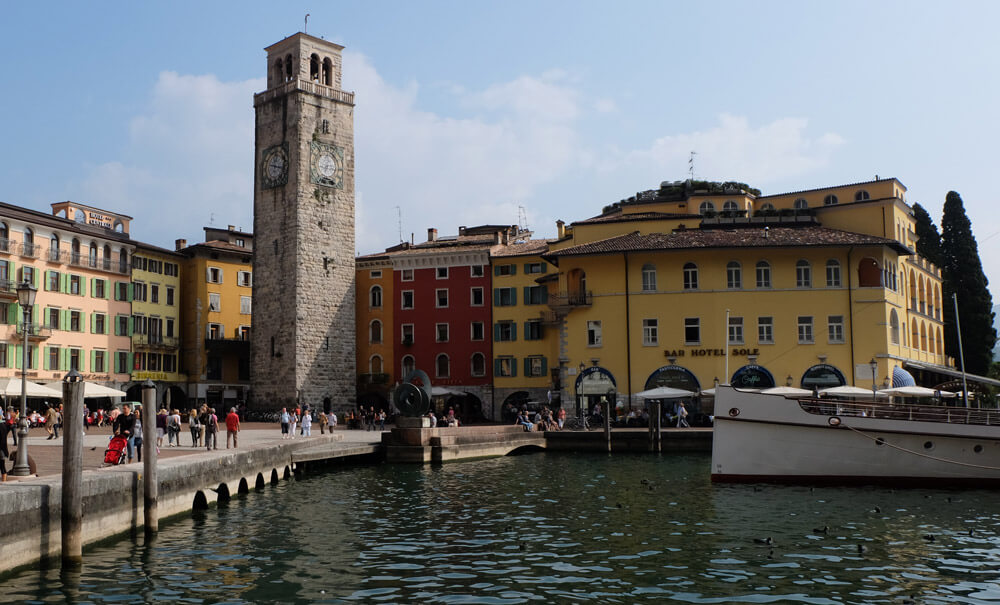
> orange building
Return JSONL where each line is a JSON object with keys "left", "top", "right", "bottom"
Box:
{"left": 356, "top": 253, "right": 393, "bottom": 409}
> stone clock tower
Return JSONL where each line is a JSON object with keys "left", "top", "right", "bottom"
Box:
{"left": 250, "top": 32, "right": 356, "bottom": 410}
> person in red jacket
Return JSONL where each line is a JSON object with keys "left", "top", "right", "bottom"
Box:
{"left": 225, "top": 407, "right": 241, "bottom": 448}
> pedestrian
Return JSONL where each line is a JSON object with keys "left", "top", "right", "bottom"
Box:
{"left": 45, "top": 403, "right": 59, "bottom": 439}
{"left": 0, "top": 416, "right": 9, "bottom": 481}
{"left": 188, "top": 408, "right": 201, "bottom": 447}
{"left": 675, "top": 401, "right": 690, "bottom": 428}
{"left": 113, "top": 403, "right": 137, "bottom": 463}
{"left": 279, "top": 407, "right": 290, "bottom": 439}
{"left": 225, "top": 407, "right": 240, "bottom": 448}
{"left": 155, "top": 408, "right": 167, "bottom": 447}
{"left": 168, "top": 409, "right": 182, "bottom": 446}
{"left": 133, "top": 407, "right": 144, "bottom": 463}
{"left": 289, "top": 409, "right": 298, "bottom": 439}
{"left": 328, "top": 410, "right": 337, "bottom": 429}
{"left": 6, "top": 407, "right": 16, "bottom": 446}
{"left": 202, "top": 407, "right": 218, "bottom": 450}
{"left": 301, "top": 408, "right": 312, "bottom": 437}
{"left": 378, "top": 409, "right": 386, "bottom": 431}
{"left": 318, "top": 409, "right": 329, "bottom": 434}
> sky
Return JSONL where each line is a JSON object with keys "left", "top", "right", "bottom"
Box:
{"left": 2, "top": 1, "right": 1000, "bottom": 294}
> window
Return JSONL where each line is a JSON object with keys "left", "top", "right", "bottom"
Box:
{"left": 526, "top": 356, "right": 546, "bottom": 377}
{"left": 794, "top": 198, "right": 808, "bottom": 210}
{"left": 209, "top": 293, "right": 221, "bottom": 312}
{"left": 207, "top": 323, "right": 223, "bottom": 340}
{"left": 150, "top": 285, "right": 159, "bottom": 304}
{"left": 166, "top": 287, "right": 175, "bottom": 306}
{"left": 401, "top": 324, "right": 414, "bottom": 344}
{"left": 855, "top": 190, "right": 870, "bottom": 201}
{"left": 641, "top": 264, "right": 657, "bottom": 291}
{"left": 93, "top": 351, "right": 105, "bottom": 373}
{"left": 471, "top": 287, "right": 484, "bottom": 306}
{"left": 683, "top": 263, "right": 698, "bottom": 290}
{"left": 116, "top": 352, "right": 129, "bottom": 374}
{"left": 685, "top": 318, "right": 700, "bottom": 345}
{"left": 94, "top": 313, "right": 106, "bottom": 334}
{"left": 370, "top": 285, "right": 382, "bottom": 308}
{"left": 471, "top": 353, "right": 486, "bottom": 377}
{"left": 70, "top": 311, "right": 81, "bottom": 332}
{"left": 796, "top": 260, "right": 812, "bottom": 287}
{"left": 237, "top": 271, "right": 252, "bottom": 287}
{"left": 756, "top": 261, "right": 771, "bottom": 288}
{"left": 116, "top": 282, "right": 129, "bottom": 301}
{"left": 47, "top": 308, "right": 60, "bottom": 330}
{"left": 828, "top": 316, "right": 845, "bottom": 343}
{"left": 240, "top": 296, "right": 252, "bottom": 315}
{"left": 825, "top": 260, "right": 841, "bottom": 287}
{"left": 69, "top": 349, "right": 81, "bottom": 371}
{"left": 823, "top": 194, "right": 838, "bottom": 206}
{"left": 436, "top": 267, "right": 448, "bottom": 279}
{"left": 119, "top": 250, "right": 128, "bottom": 274}
{"left": 889, "top": 309, "right": 900, "bottom": 345}
{"left": 401, "top": 269, "right": 414, "bottom": 281}
{"left": 370, "top": 320, "right": 383, "bottom": 344}
{"left": 642, "top": 319, "right": 658, "bottom": 346}
{"left": 0, "top": 344, "right": 5, "bottom": 367}
{"left": 164, "top": 354, "right": 177, "bottom": 373}
{"left": 524, "top": 285, "right": 547, "bottom": 305}
{"left": 728, "top": 316, "right": 744, "bottom": 344}
{"left": 369, "top": 355, "right": 383, "bottom": 374}
{"left": 525, "top": 263, "right": 544, "bottom": 274}
{"left": 207, "top": 267, "right": 222, "bottom": 283}
{"left": 723, "top": 200, "right": 739, "bottom": 212}
{"left": 132, "top": 315, "right": 148, "bottom": 335}
{"left": 370, "top": 269, "right": 382, "bottom": 279}
{"left": 587, "top": 320, "right": 602, "bottom": 346}
{"left": 132, "top": 282, "right": 147, "bottom": 302}
{"left": 496, "top": 356, "right": 515, "bottom": 377}
{"left": 524, "top": 320, "right": 543, "bottom": 341}
{"left": 495, "top": 264, "right": 515, "bottom": 276}
{"left": 238, "top": 326, "right": 251, "bottom": 341}
{"left": 758, "top": 317, "right": 773, "bottom": 344}
{"left": 495, "top": 287, "right": 516, "bottom": 306}
{"left": 94, "top": 279, "right": 106, "bottom": 299}
{"left": 49, "top": 236, "right": 60, "bottom": 261}
{"left": 471, "top": 265, "right": 484, "bottom": 277}
{"left": 46, "top": 271, "right": 60, "bottom": 291}
{"left": 699, "top": 201, "right": 715, "bottom": 214}
{"left": 401, "top": 291, "right": 414, "bottom": 309}
{"left": 798, "top": 316, "right": 814, "bottom": 344}
{"left": 471, "top": 322, "right": 484, "bottom": 341}
{"left": 436, "top": 323, "right": 449, "bottom": 342}
{"left": 436, "top": 289, "right": 449, "bottom": 308}
{"left": 435, "top": 354, "right": 450, "bottom": 378}
{"left": 116, "top": 315, "right": 129, "bottom": 336}
{"left": 401, "top": 355, "right": 415, "bottom": 377}
{"left": 206, "top": 356, "right": 222, "bottom": 380}
{"left": 496, "top": 321, "right": 516, "bottom": 342}
{"left": 166, "top": 318, "right": 174, "bottom": 337}
{"left": 726, "top": 261, "right": 742, "bottom": 289}
{"left": 760, "top": 203, "right": 775, "bottom": 212}
{"left": 70, "top": 275, "right": 82, "bottom": 295}
{"left": 48, "top": 347, "right": 60, "bottom": 371}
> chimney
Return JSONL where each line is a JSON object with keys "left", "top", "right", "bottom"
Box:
{"left": 494, "top": 231, "right": 502, "bottom": 245}
{"left": 175, "top": 238, "right": 187, "bottom": 251}
{"left": 427, "top": 228, "right": 438, "bottom": 242}
{"left": 458, "top": 226, "right": 466, "bottom": 236}
{"left": 228, "top": 225, "right": 236, "bottom": 231}
{"left": 556, "top": 220, "right": 565, "bottom": 239}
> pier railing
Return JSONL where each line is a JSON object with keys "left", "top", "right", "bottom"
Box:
{"left": 798, "top": 399, "right": 999, "bottom": 426}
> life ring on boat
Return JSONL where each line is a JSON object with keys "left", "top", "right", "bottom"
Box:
{"left": 828, "top": 416, "right": 841, "bottom": 426}
{"left": 728, "top": 408, "right": 740, "bottom": 417}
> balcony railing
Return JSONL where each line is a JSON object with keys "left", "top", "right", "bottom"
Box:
{"left": 0, "top": 279, "right": 15, "bottom": 300}
{"left": 549, "top": 291, "right": 593, "bottom": 308}
{"left": 47, "top": 249, "right": 64, "bottom": 263}
{"left": 133, "top": 334, "right": 179, "bottom": 349}
{"left": 19, "top": 242, "right": 38, "bottom": 258}
{"left": 0, "top": 239, "right": 9, "bottom": 254}
{"left": 14, "top": 323, "right": 52, "bottom": 341}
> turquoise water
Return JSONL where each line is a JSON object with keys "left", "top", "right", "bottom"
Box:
{"left": 3, "top": 452, "right": 1000, "bottom": 603}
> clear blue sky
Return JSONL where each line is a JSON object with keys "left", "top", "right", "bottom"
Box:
{"left": 2, "top": 1, "right": 999, "bottom": 292}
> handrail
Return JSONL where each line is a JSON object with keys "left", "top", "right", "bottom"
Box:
{"left": 798, "top": 398, "right": 997, "bottom": 427}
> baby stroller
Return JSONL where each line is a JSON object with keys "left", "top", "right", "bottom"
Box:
{"left": 104, "top": 434, "right": 128, "bottom": 465}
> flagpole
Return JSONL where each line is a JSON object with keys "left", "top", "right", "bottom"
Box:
{"left": 953, "top": 293, "right": 969, "bottom": 408}
{"left": 724, "top": 309, "right": 730, "bottom": 385}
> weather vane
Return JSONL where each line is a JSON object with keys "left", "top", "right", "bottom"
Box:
{"left": 305, "top": 13, "right": 310, "bottom": 34}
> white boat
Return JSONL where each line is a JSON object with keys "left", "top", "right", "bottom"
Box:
{"left": 711, "top": 385, "right": 1000, "bottom": 486}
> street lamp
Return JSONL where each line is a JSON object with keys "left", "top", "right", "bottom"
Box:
{"left": 869, "top": 358, "right": 878, "bottom": 398}
{"left": 11, "top": 280, "right": 36, "bottom": 476}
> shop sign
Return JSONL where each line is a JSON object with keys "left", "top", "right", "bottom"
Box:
{"left": 664, "top": 347, "right": 760, "bottom": 358}
{"left": 133, "top": 371, "right": 169, "bottom": 381}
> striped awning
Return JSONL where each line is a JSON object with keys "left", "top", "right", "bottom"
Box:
{"left": 892, "top": 366, "right": 916, "bottom": 387}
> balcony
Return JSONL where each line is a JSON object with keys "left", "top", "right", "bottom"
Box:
{"left": 0, "top": 280, "right": 15, "bottom": 301}
{"left": 18, "top": 242, "right": 39, "bottom": 259}
{"left": 47, "top": 249, "right": 65, "bottom": 263}
{"left": 206, "top": 335, "right": 250, "bottom": 353}
{"left": 537, "top": 310, "right": 564, "bottom": 325}
{"left": 549, "top": 291, "right": 592, "bottom": 310}
{"left": 358, "top": 373, "right": 390, "bottom": 386}
{"left": 133, "top": 334, "right": 180, "bottom": 350}
{"left": 14, "top": 323, "right": 52, "bottom": 341}
{"left": 0, "top": 239, "right": 9, "bottom": 254}
{"left": 70, "top": 252, "right": 84, "bottom": 267}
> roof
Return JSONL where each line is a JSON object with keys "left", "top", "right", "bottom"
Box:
{"left": 385, "top": 233, "right": 497, "bottom": 257}
{"left": 0, "top": 201, "right": 134, "bottom": 244}
{"left": 758, "top": 177, "right": 904, "bottom": 199}
{"left": 490, "top": 239, "right": 552, "bottom": 258}
{"left": 133, "top": 240, "right": 185, "bottom": 258}
{"left": 573, "top": 210, "right": 701, "bottom": 226}
{"left": 180, "top": 240, "right": 253, "bottom": 257}
{"left": 544, "top": 226, "right": 911, "bottom": 260}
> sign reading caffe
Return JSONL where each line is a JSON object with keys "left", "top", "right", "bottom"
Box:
{"left": 664, "top": 348, "right": 760, "bottom": 358}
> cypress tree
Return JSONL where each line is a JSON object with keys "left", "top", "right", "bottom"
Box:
{"left": 940, "top": 191, "right": 996, "bottom": 374}
{"left": 912, "top": 203, "right": 943, "bottom": 268}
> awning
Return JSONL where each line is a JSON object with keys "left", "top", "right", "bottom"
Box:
{"left": 903, "top": 361, "right": 1000, "bottom": 388}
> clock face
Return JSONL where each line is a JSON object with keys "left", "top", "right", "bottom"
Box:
{"left": 309, "top": 142, "right": 344, "bottom": 189}
{"left": 266, "top": 152, "right": 285, "bottom": 179}
{"left": 317, "top": 153, "right": 337, "bottom": 178}
{"left": 261, "top": 144, "right": 289, "bottom": 189}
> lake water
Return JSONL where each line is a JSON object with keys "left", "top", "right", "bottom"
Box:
{"left": 3, "top": 452, "right": 1000, "bottom": 603}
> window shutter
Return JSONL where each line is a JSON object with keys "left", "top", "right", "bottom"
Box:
{"left": 511, "top": 358, "right": 517, "bottom": 377}
{"left": 43, "top": 348, "right": 50, "bottom": 371}
{"left": 89, "top": 350, "right": 96, "bottom": 372}
{"left": 511, "top": 322, "right": 517, "bottom": 341}
{"left": 494, "top": 323, "right": 501, "bottom": 341}
{"left": 60, "top": 273, "right": 67, "bottom": 293}
{"left": 523, "top": 357, "right": 530, "bottom": 376}
{"left": 511, "top": 265, "right": 517, "bottom": 275}
{"left": 494, "top": 264, "right": 501, "bottom": 277}
{"left": 127, "top": 283, "right": 133, "bottom": 302}
{"left": 541, "top": 288, "right": 548, "bottom": 304}
{"left": 90, "top": 278, "right": 95, "bottom": 297}
{"left": 90, "top": 313, "right": 95, "bottom": 334}
{"left": 494, "top": 358, "right": 502, "bottom": 376}
{"left": 493, "top": 289, "right": 500, "bottom": 306}
{"left": 127, "top": 353, "right": 134, "bottom": 373}
{"left": 541, "top": 263, "right": 548, "bottom": 274}
{"left": 523, "top": 286, "right": 530, "bottom": 302}
{"left": 511, "top": 288, "right": 517, "bottom": 305}
{"left": 128, "top": 316, "right": 133, "bottom": 336}
{"left": 541, "top": 357, "right": 548, "bottom": 374}
{"left": 32, "top": 304, "right": 38, "bottom": 326}
{"left": 524, "top": 263, "right": 531, "bottom": 274}
{"left": 13, "top": 345, "right": 20, "bottom": 370}
{"left": 8, "top": 302, "right": 17, "bottom": 324}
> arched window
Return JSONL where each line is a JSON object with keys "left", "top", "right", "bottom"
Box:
{"left": 401, "top": 355, "right": 415, "bottom": 377}
{"left": 23, "top": 227, "right": 34, "bottom": 256}
{"left": 918, "top": 276, "right": 926, "bottom": 314}
{"left": 370, "top": 355, "right": 383, "bottom": 374}
{"left": 825, "top": 260, "right": 841, "bottom": 287}
{"left": 723, "top": 200, "right": 739, "bottom": 212}
{"left": 49, "top": 235, "right": 60, "bottom": 261}
{"left": 889, "top": 309, "right": 900, "bottom": 344}
{"left": 760, "top": 203, "right": 775, "bottom": 212}
{"left": 322, "top": 58, "right": 333, "bottom": 86}
{"left": 370, "top": 285, "right": 383, "bottom": 308}
{"left": 823, "top": 194, "right": 839, "bottom": 206}
{"left": 935, "top": 286, "right": 942, "bottom": 319}
{"left": 755, "top": 261, "right": 771, "bottom": 288}
{"left": 272, "top": 59, "right": 283, "bottom": 86}
{"left": 370, "top": 320, "right": 383, "bottom": 344}
{"left": 699, "top": 201, "right": 715, "bottom": 215}
{"left": 794, "top": 198, "right": 809, "bottom": 210}
{"left": 471, "top": 352, "right": 486, "bottom": 377}
{"left": 71, "top": 238, "right": 80, "bottom": 264}
{"left": 641, "top": 264, "right": 657, "bottom": 291}
{"left": 284, "top": 55, "right": 294, "bottom": 81}
{"left": 310, "top": 53, "right": 320, "bottom": 81}
{"left": 908, "top": 270, "right": 917, "bottom": 309}
{"left": 795, "top": 260, "right": 812, "bottom": 287}
{"left": 920, "top": 322, "right": 928, "bottom": 351}
{"left": 683, "top": 262, "right": 698, "bottom": 290}
{"left": 935, "top": 327, "right": 943, "bottom": 356}
{"left": 435, "top": 354, "right": 450, "bottom": 378}
{"left": 103, "top": 245, "right": 111, "bottom": 270}
{"left": 855, "top": 190, "right": 870, "bottom": 201}
{"left": 911, "top": 319, "right": 919, "bottom": 349}
{"left": 0, "top": 222, "right": 8, "bottom": 243}
{"left": 726, "top": 261, "right": 742, "bottom": 289}
{"left": 119, "top": 249, "right": 128, "bottom": 274}
{"left": 89, "top": 242, "right": 98, "bottom": 267}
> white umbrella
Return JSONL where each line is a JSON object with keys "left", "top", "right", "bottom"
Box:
{"left": 0, "top": 377, "right": 62, "bottom": 399}
{"left": 431, "top": 386, "right": 461, "bottom": 397}
{"left": 635, "top": 386, "right": 695, "bottom": 399}
{"left": 44, "top": 382, "right": 126, "bottom": 398}
{"left": 701, "top": 388, "right": 716, "bottom": 396}
{"left": 760, "top": 386, "right": 813, "bottom": 396}
{"left": 819, "top": 385, "right": 889, "bottom": 398}
{"left": 878, "top": 386, "right": 956, "bottom": 398}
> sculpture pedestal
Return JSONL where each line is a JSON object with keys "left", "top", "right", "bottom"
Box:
{"left": 395, "top": 416, "right": 431, "bottom": 429}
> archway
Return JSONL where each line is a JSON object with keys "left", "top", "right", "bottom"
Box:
{"left": 730, "top": 364, "right": 776, "bottom": 389}
{"left": 800, "top": 364, "right": 846, "bottom": 390}
{"left": 575, "top": 366, "right": 616, "bottom": 418}
{"left": 164, "top": 386, "right": 188, "bottom": 410}
{"left": 357, "top": 392, "right": 390, "bottom": 413}
{"left": 501, "top": 391, "right": 530, "bottom": 423}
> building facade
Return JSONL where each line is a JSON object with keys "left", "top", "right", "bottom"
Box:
{"left": 356, "top": 253, "right": 393, "bottom": 411}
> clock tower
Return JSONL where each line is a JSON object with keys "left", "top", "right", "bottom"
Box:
{"left": 250, "top": 32, "right": 356, "bottom": 410}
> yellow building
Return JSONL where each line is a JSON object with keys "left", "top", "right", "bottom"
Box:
{"left": 178, "top": 227, "right": 253, "bottom": 409}
{"left": 356, "top": 253, "right": 393, "bottom": 409}
{"left": 541, "top": 178, "right": 969, "bottom": 418}
{"left": 126, "top": 242, "right": 186, "bottom": 405}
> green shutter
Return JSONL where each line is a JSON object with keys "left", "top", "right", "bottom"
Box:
{"left": 524, "top": 263, "right": 531, "bottom": 274}
{"left": 104, "top": 279, "right": 110, "bottom": 299}
{"left": 90, "top": 350, "right": 96, "bottom": 372}
{"left": 127, "top": 353, "right": 134, "bottom": 373}
{"left": 511, "top": 322, "right": 517, "bottom": 341}
{"left": 523, "top": 286, "right": 530, "bottom": 303}
{"left": 90, "top": 278, "right": 96, "bottom": 297}
{"left": 7, "top": 303, "right": 17, "bottom": 325}
{"left": 32, "top": 304, "right": 38, "bottom": 327}
{"left": 494, "top": 265, "right": 501, "bottom": 277}
{"left": 494, "top": 358, "right": 501, "bottom": 376}
{"left": 13, "top": 345, "right": 20, "bottom": 369}
{"left": 90, "top": 313, "right": 95, "bottom": 334}
{"left": 511, "top": 358, "right": 517, "bottom": 377}
{"left": 523, "top": 357, "right": 530, "bottom": 376}
{"left": 493, "top": 289, "right": 500, "bottom": 306}
{"left": 128, "top": 316, "right": 133, "bottom": 336}
{"left": 494, "top": 323, "right": 501, "bottom": 341}
{"left": 510, "top": 288, "right": 517, "bottom": 305}
{"left": 541, "top": 357, "right": 548, "bottom": 374}
{"left": 511, "top": 264, "right": 517, "bottom": 276}
{"left": 523, "top": 321, "right": 531, "bottom": 340}
{"left": 43, "top": 347, "right": 50, "bottom": 371}
{"left": 541, "top": 262, "right": 548, "bottom": 274}
{"left": 127, "top": 283, "right": 133, "bottom": 302}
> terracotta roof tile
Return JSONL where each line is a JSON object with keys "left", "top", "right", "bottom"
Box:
{"left": 490, "top": 239, "right": 552, "bottom": 258}
{"left": 573, "top": 210, "right": 700, "bottom": 225}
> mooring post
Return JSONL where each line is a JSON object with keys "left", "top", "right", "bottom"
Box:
{"left": 604, "top": 404, "right": 611, "bottom": 452}
{"left": 647, "top": 402, "right": 655, "bottom": 452}
{"left": 60, "top": 369, "right": 84, "bottom": 567}
{"left": 655, "top": 401, "right": 662, "bottom": 453}
{"left": 141, "top": 379, "right": 158, "bottom": 534}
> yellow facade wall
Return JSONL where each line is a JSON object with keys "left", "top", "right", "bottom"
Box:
{"left": 130, "top": 246, "right": 184, "bottom": 383}
{"left": 356, "top": 260, "right": 393, "bottom": 381}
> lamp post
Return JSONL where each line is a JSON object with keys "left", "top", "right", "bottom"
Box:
{"left": 869, "top": 358, "right": 878, "bottom": 398}
{"left": 11, "top": 280, "right": 36, "bottom": 476}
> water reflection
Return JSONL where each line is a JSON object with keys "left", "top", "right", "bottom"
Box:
{"left": 2, "top": 453, "right": 1000, "bottom": 603}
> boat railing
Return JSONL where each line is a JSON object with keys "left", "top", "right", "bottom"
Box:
{"left": 798, "top": 398, "right": 999, "bottom": 427}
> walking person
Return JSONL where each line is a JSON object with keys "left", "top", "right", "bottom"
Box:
{"left": 279, "top": 408, "right": 290, "bottom": 439}
{"left": 45, "top": 403, "right": 59, "bottom": 439}
{"left": 318, "top": 409, "right": 329, "bottom": 434}
{"left": 301, "top": 408, "right": 312, "bottom": 437}
{"left": 378, "top": 409, "right": 386, "bottom": 431}
{"left": 289, "top": 408, "right": 298, "bottom": 440}
{"left": 225, "top": 407, "right": 240, "bottom": 448}
{"left": 133, "top": 407, "right": 144, "bottom": 463}
{"left": 155, "top": 408, "right": 167, "bottom": 447}
{"left": 113, "top": 403, "right": 137, "bottom": 463}
{"left": 188, "top": 408, "right": 201, "bottom": 447}
{"left": 168, "top": 409, "right": 181, "bottom": 446}
{"left": 0, "top": 416, "right": 9, "bottom": 481}
{"left": 202, "top": 407, "right": 219, "bottom": 450}
{"left": 328, "top": 410, "right": 337, "bottom": 429}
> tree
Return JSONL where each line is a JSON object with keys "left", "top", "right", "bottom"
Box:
{"left": 912, "top": 203, "right": 943, "bottom": 268}
{"left": 940, "top": 191, "right": 996, "bottom": 374}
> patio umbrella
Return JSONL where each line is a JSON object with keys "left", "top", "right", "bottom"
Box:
{"left": 431, "top": 386, "right": 462, "bottom": 397}
{"left": 635, "top": 386, "right": 695, "bottom": 399}
{"left": 819, "top": 385, "right": 889, "bottom": 398}
{"left": 877, "top": 386, "right": 956, "bottom": 398}
{"left": 760, "top": 386, "right": 813, "bottom": 396}
{"left": 44, "top": 382, "right": 126, "bottom": 398}
{"left": 0, "top": 377, "right": 63, "bottom": 399}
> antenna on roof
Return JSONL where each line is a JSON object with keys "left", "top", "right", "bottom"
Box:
{"left": 688, "top": 151, "right": 697, "bottom": 181}
{"left": 209, "top": 212, "right": 216, "bottom": 226}
{"left": 304, "top": 13, "right": 310, "bottom": 33}
{"left": 518, "top": 205, "right": 529, "bottom": 232}
{"left": 395, "top": 206, "right": 403, "bottom": 243}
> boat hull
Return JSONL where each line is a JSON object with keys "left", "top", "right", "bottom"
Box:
{"left": 711, "top": 386, "right": 1000, "bottom": 486}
